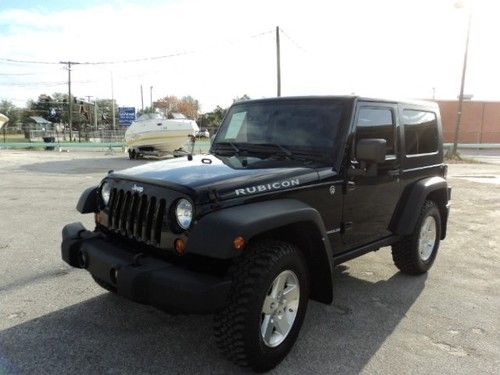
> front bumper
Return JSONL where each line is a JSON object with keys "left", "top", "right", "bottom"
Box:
{"left": 61, "top": 222, "right": 231, "bottom": 314}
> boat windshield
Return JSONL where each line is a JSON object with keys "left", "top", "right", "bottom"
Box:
{"left": 136, "top": 112, "right": 166, "bottom": 121}
{"left": 212, "top": 99, "right": 351, "bottom": 164}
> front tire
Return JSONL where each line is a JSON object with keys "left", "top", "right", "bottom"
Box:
{"left": 392, "top": 200, "right": 442, "bottom": 274}
{"left": 214, "top": 239, "right": 309, "bottom": 372}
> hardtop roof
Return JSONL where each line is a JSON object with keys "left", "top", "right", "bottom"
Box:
{"left": 234, "top": 95, "right": 438, "bottom": 110}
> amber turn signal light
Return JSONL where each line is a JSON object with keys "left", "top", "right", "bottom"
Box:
{"left": 175, "top": 238, "right": 186, "bottom": 255}
{"left": 233, "top": 236, "right": 246, "bottom": 250}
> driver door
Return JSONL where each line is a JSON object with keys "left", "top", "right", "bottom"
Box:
{"left": 341, "top": 103, "right": 402, "bottom": 249}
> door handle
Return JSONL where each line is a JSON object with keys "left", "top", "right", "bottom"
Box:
{"left": 347, "top": 181, "right": 356, "bottom": 191}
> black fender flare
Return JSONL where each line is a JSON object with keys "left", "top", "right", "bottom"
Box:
{"left": 186, "top": 199, "right": 335, "bottom": 303}
{"left": 76, "top": 186, "right": 98, "bottom": 213}
{"left": 390, "top": 176, "right": 449, "bottom": 238}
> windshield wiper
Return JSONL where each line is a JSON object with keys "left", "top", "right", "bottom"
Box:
{"left": 256, "top": 144, "right": 331, "bottom": 163}
{"left": 244, "top": 143, "right": 330, "bottom": 162}
{"left": 212, "top": 141, "right": 242, "bottom": 155}
{"left": 266, "top": 143, "right": 292, "bottom": 157}
{"left": 242, "top": 143, "right": 292, "bottom": 157}
{"left": 288, "top": 149, "right": 331, "bottom": 163}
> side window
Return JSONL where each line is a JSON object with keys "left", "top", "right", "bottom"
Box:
{"left": 356, "top": 107, "right": 395, "bottom": 155}
{"left": 402, "top": 110, "right": 438, "bottom": 155}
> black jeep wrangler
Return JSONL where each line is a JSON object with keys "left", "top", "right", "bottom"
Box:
{"left": 62, "top": 96, "right": 451, "bottom": 372}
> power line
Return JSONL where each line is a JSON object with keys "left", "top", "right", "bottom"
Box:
{"left": 0, "top": 72, "right": 39, "bottom": 76}
{"left": 0, "top": 80, "right": 94, "bottom": 87}
{"left": 0, "top": 58, "right": 60, "bottom": 65}
{"left": 0, "top": 29, "right": 275, "bottom": 66}
{"left": 279, "top": 28, "right": 307, "bottom": 52}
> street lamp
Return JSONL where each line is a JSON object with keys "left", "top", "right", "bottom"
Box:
{"left": 451, "top": 1, "right": 472, "bottom": 157}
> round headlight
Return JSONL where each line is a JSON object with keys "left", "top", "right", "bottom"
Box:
{"left": 101, "top": 181, "right": 112, "bottom": 206}
{"left": 175, "top": 199, "right": 193, "bottom": 230}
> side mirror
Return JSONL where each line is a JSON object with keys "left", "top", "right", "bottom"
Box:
{"left": 356, "top": 138, "right": 386, "bottom": 163}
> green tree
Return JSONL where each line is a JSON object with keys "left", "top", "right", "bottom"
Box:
{"left": 233, "top": 94, "right": 251, "bottom": 103}
{"left": 198, "top": 105, "right": 227, "bottom": 130}
{"left": 21, "top": 93, "right": 119, "bottom": 140}
{"left": 137, "top": 106, "right": 156, "bottom": 116}
{"left": 24, "top": 93, "right": 68, "bottom": 124}
{"left": 0, "top": 100, "right": 20, "bottom": 127}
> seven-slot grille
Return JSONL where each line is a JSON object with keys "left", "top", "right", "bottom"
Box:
{"left": 107, "top": 188, "right": 167, "bottom": 246}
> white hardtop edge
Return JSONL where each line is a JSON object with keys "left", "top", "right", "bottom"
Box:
{"left": 233, "top": 95, "right": 439, "bottom": 109}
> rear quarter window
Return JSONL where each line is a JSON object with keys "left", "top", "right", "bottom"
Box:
{"left": 402, "top": 110, "right": 438, "bottom": 155}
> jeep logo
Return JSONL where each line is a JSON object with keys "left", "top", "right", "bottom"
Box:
{"left": 131, "top": 184, "right": 144, "bottom": 193}
{"left": 235, "top": 179, "right": 300, "bottom": 196}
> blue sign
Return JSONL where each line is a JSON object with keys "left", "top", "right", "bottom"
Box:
{"left": 118, "top": 107, "right": 136, "bottom": 125}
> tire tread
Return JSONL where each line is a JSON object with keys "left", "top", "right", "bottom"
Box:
{"left": 214, "top": 239, "right": 300, "bottom": 370}
{"left": 392, "top": 200, "right": 439, "bottom": 275}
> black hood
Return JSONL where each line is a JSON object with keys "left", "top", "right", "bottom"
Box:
{"left": 110, "top": 154, "right": 323, "bottom": 201}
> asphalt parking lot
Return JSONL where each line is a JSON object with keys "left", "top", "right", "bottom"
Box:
{"left": 0, "top": 150, "right": 498, "bottom": 374}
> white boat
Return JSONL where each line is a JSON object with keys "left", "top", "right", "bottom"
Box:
{"left": 125, "top": 112, "right": 199, "bottom": 159}
{"left": 0, "top": 113, "right": 9, "bottom": 130}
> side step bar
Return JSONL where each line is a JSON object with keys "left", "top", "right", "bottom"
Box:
{"left": 332, "top": 235, "right": 399, "bottom": 265}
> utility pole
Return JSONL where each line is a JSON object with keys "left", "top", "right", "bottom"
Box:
{"left": 276, "top": 26, "right": 281, "bottom": 97}
{"left": 150, "top": 86, "right": 153, "bottom": 109}
{"left": 83, "top": 95, "right": 93, "bottom": 141}
{"left": 140, "top": 85, "right": 144, "bottom": 111}
{"left": 111, "top": 72, "right": 116, "bottom": 130}
{"left": 452, "top": 10, "right": 472, "bottom": 157}
{"left": 94, "top": 99, "right": 98, "bottom": 131}
{"left": 60, "top": 61, "right": 79, "bottom": 141}
{"left": 68, "top": 62, "right": 73, "bottom": 141}
{"left": 61, "top": 61, "right": 81, "bottom": 141}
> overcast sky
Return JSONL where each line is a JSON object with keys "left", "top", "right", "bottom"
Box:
{"left": 0, "top": 0, "right": 498, "bottom": 112}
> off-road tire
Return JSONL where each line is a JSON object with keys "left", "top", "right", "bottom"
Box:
{"left": 214, "top": 239, "right": 309, "bottom": 372}
{"left": 392, "top": 200, "right": 441, "bottom": 275}
{"left": 92, "top": 275, "right": 116, "bottom": 293}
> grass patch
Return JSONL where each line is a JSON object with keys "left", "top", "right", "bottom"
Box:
{"left": 0, "top": 134, "right": 26, "bottom": 143}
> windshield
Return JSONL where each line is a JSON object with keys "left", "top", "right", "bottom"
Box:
{"left": 136, "top": 112, "right": 166, "bottom": 121}
{"left": 212, "top": 99, "right": 350, "bottom": 164}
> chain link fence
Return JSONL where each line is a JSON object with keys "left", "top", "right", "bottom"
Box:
{"left": 1, "top": 125, "right": 127, "bottom": 149}
{"left": 25, "top": 128, "right": 126, "bottom": 143}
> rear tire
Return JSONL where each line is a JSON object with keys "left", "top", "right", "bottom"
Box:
{"left": 214, "top": 239, "right": 309, "bottom": 372}
{"left": 392, "top": 200, "right": 441, "bottom": 274}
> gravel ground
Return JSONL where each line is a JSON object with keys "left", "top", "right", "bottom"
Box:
{"left": 0, "top": 150, "right": 498, "bottom": 374}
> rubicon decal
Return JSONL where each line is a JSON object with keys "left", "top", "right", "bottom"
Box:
{"left": 235, "top": 179, "right": 300, "bottom": 196}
